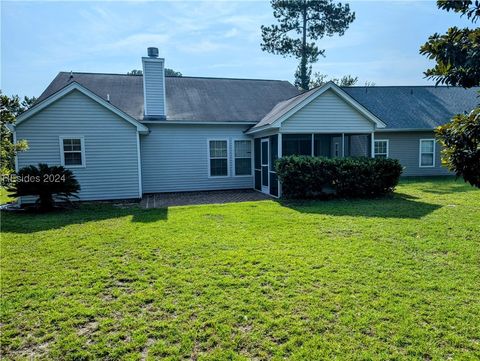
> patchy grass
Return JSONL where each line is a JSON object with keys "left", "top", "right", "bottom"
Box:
{"left": 1, "top": 178, "right": 479, "bottom": 360}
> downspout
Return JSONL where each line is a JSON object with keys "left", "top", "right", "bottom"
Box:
{"left": 136, "top": 132, "right": 143, "bottom": 199}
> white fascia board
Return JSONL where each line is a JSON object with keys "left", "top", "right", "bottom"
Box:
{"left": 15, "top": 82, "right": 149, "bottom": 134}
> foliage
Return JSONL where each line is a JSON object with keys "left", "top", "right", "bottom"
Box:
{"left": 127, "top": 69, "right": 143, "bottom": 75}
{"left": 275, "top": 155, "right": 402, "bottom": 199}
{"left": 309, "top": 72, "right": 366, "bottom": 88}
{"left": 8, "top": 163, "right": 80, "bottom": 210}
{"left": 127, "top": 68, "right": 183, "bottom": 77}
{"left": 0, "top": 91, "right": 36, "bottom": 178}
{"left": 1, "top": 179, "right": 479, "bottom": 359}
{"left": 420, "top": 1, "right": 480, "bottom": 87}
{"left": 165, "top": 68, "right": 183, "bottom": 77}
{"left": 437, "top": 0, "right": 480, "bottom": 22}
{"left": 261, "top": 0, "right": 355, "bottom": 90}
{"left": 0, "top": 186, "right": 15, "bottom": 204}
{"left": 436, "top": 107, "right": 480, "bottom": 187}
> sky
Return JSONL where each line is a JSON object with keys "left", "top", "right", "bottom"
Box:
{"left": 0, "top": 0, "right": 474, "bottom": 97}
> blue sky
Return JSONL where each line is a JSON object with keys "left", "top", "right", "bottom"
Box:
{"left": 1, "top": 0, "right": 473, "bottom": 97}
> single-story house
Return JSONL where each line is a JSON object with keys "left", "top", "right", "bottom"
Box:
{"left": 14, "top": 47, "right": 479, "bottom": 200}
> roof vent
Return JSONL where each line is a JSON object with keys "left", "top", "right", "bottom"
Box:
{"left": 147, "top": 47, "right": 159, "bottom": 58}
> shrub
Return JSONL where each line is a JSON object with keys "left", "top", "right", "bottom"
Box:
{"left": 275, "top": 156, "right": 403, "bottom": 199}
{"left": 8, "top": 163, "right": 80, "bottom": 210}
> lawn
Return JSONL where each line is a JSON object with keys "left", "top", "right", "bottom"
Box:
{"left": 1, "top": 178, "right": 479, "bottom": 360}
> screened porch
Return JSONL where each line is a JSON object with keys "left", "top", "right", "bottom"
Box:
{"left": 282, "top": 133, "right": 373, "bottom": 158}
{"left": 254, "top": 132, "right": 375, "bottom": 197}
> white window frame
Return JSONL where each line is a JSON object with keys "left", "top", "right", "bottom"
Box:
{"left": 233, "top": 139, "right": 253, "bottom": 177}
{"left": 59, "top": 136, "right": 86, "bottom": 168}
{"left": 207, "top": 139, "right": 230, "bottom": 178}
{"left": 419, "top": 139, "right": 435, "bottom": 168}
{"left": 374, "top": 139, "right": 389, "bottom": 158}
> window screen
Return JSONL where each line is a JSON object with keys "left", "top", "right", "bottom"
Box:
{"left": 374, "top": 140, "right": 388, "bottom": 158}
{"left": 420, "top": 139, "right": 435, "bottom": 167}
{"left": 209, "top": 140, "right": 228, "bottom": 176}
{"left": 62, "top": 138, "right": 84, "bottom": 166}
{"left": 282, "top": 134, "right": 312, "bottom": 156}
{"left": 234, "top": 140, "right": 252, "bottom": 176}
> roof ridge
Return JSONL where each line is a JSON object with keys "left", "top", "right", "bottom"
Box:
{"left": 60, "top": 71, "right": 143, "bottom": 77}
{"left": 341, "top": 85, "right": 480, "bottom": 88}
{"left": 59, "top": 71, "right": 292, "bottom": 83}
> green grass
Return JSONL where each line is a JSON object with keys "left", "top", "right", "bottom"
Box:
{"left": 1, "top": 178, "right": 479, "bottom": 360}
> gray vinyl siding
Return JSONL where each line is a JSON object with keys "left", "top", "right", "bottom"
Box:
{"left": 15, "top": 90, "right": 140, "bottom": 201}
{"left": 141, "top": 124, "right": 253, "bottom": 193}
{"left": 281, "top": 89, "right": 375, "bottom": 133}
{"left": 377, "top": 131, "right": 451, "bottom": 176}
{"left": 142, "top": 59, "right": 165, "bottom": 116}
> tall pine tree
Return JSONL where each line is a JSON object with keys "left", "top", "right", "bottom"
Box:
{"left": 261, "top": 0, "right": 355, "bottom": 90}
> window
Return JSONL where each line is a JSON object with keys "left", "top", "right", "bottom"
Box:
{"left": 419, "top": 139, "right": 435, "bottom": 167}
{"left": 374, "top": 140, "right": 389, "bottom": 158}
{"left": 60, "top": 136, "right": 85, "bottom": 167}
{"left": 209, "top": 140, "right": 228, "bottom": 177}
{"left": 234, "top": 140, "right": 252, "bottom": 176}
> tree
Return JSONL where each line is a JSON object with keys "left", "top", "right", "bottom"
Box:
{"left": 1, "top": 92, "right": 36, "bottom": 178}
{"left": 420, "top": 1, "right": 480, "bottom": 187}
{"left": 8, "top": 163, "right": 80, "bottom": 211}
{"left": 436, "top": 108, "right": 480, "bottom": 187}
{"left": 261, "top": 0, "right": 355, "bottom": 91}
{"left": 309, "top": 72, "right": 370, "bottom": 88}
{"left": 420, "top": 0, "right": 480, "bottom": 87}
{"left": 165, "top": 68, "right": 183, "bottom": 77}
{"left": 127, "top": 68, "right": 183, "bottom": 77}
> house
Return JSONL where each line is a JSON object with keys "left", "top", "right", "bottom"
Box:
{"left": 14, "top": 47, "right": 479, "bottom": 200}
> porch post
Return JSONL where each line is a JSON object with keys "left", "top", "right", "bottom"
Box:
{"left": 370, "top": 132, "right": 375, "bottom": 158}
{"left": 341, "top": 133, "right": 345, "bottom": 157}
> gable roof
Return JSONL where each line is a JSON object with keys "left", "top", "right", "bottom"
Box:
{"left": 248, "top": 82, "right": 386, "bottom": 133}
{"left": 342, "top": 86, "right": 479, "bottom": 130}
{"left": 33, "top": 72, "right": 479, "bottom": 130}
{"left": 16, "top": 82, "right": 149, "bottom": 134}
{"left": 36, "top": 72, "right": 300, "bottom": 123}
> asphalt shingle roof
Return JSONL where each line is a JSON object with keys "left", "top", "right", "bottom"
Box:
{"left": 37, "top": 72, "right": 479, "bottom": 129}
{"left": 37, "top": 72, "right": 300, "bottom": 122}
{"left": 342, "top": 86, "right": 479, "bottom": 129}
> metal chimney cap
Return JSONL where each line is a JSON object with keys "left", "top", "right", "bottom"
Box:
{"left": 147, "top": 47, "right": 159, "bottom": 58}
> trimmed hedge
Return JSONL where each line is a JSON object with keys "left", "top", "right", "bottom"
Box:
{"left": 275, "top": 156, "right": 403, "bottom": 199}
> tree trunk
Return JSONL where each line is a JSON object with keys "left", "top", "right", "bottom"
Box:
{"left": 300, "top": 2, "right": 309, "bottom": 90}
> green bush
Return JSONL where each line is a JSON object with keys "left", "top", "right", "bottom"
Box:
{"left": 275, "top": 156, "right": 403, "bottom": 199}
{"left": 8, "top": 163, "right": 80, "bottom": 211}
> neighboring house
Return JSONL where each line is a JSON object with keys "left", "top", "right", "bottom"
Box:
{"left": 14, "top": 48, "right": 480, "bottom": 200}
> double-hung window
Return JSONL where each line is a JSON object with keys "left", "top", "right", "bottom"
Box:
{"left": 209, "top": 140, "right": 229, "bottom": 177}
{"left": 234, "top": 140, "right": 252, "bottom": 176}
{"left": 374, "top": 140, "right": 389, "bottom": 158}
{"left": 419, "top": 139, "right": 435, "bottom": 167}
{"left": 60, "top": 136, "right": 85, "bottom": 167}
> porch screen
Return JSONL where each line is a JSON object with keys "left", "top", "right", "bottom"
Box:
{"left": 254, "top": 138, "right": 261, "bottom": 190}
{"left": 282, "top": 134, "right": 312, "bottom": 156}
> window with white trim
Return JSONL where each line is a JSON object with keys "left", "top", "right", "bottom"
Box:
{"left": 234, "top": 140, "right": 252, "bottom": 176}
{"left": 209, "top": 140, "right": 228, "bottom": 177}
{"left": 419, "top": 139, "right": 435, "bottom": 167}
{"left": 60, "top": 137, "right": 85, "bottom": 167}
{"left": 374, "top": 140, "right": 389, "bottom": 158}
